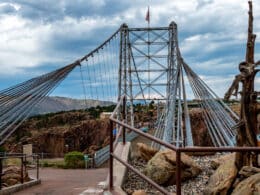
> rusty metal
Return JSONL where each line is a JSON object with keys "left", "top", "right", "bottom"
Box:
{"left": 176, "top": 150, "right": 181, "bottom": 195}
{"left": 20, "top": 157, "right": 24, "bottom": 184}
{"left": 122, "top": 96, "right": 126, "bottom": 145}
{"left": 37, "top": 155, "right": 39, "bottom": 180}
{"left": 224, "top": 1, "right": 259, "bottom": 169}
{"left": 109, "top": 120, "right": 114, "bottom": 190}
{"left": 109, "top": 115, "right": 260, "bottom": 195}
{"left": 0, "top": 154, "right": 40, "bottom": 189}
{"left": 24, "top": 155, "right": 27, "bottom": 181}
{"left": 110, "top": 117, "right": 177, "bottom": 151}
{"left": 179, "top": 146, "right": 260, "bottom": 153}
{"left": 0, "top": 159, "right": 2, "bottom": 190}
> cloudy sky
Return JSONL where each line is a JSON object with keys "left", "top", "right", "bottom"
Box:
{"left": 0, "top": 0, "right": 259, "bottom": 100}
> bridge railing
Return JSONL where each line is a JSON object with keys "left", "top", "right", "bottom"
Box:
{"left": 109, "top": 96, "right": 260, "bottom": 195}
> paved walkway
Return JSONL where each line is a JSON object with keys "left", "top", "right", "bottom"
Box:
{"left": 14, "top": 168, "right": 108, "bottom": 195}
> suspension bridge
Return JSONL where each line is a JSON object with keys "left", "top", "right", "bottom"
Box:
{"left": 0, "top": 21, "right": 239, "bottom": 152}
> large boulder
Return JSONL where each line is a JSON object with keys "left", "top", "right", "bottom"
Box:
{"left": 143, "top": 150, "right": 201, "bottom": 186}
{"left": 232, "top": 172, "right": 260, "bottom": 195}
{"left": 210, "top": 153, "right": 235, "bottom": 169}
{"left": 232, "top": 166, "right": 260, "bottom": 190}
{"left": 238, "top": 166, "right": 260, "bottom": 179}
{"left": 204, "top": 154, "right": 237, "bottom": 195}
{"left": 136, "top": 143, "right": 158, "bottom": 161}
{"left": 2, "top": 166, "right": 30, "bottom": 187}
{"left": 132, "top": 190, "right": 147, "bottom": 195}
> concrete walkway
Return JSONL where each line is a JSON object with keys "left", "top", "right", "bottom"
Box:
{"left": 14, "top": 168, "right": 108, "bottom": 195}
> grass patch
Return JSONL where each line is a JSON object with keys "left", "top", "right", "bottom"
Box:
{"left": 4, "top": 158, "right": 21, "bottom": 166}
{"left": 40, "top": 158, "right": 66, "bottom": 168}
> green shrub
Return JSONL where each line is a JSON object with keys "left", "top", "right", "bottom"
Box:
{"left": 43, "top": 161, "right": 49, "bottom": 167}
{"left": 64, "top": 151, "right": 84, "bottom": 169}
{"left": 0, "top": 146, "right": 5, "bottom": 153}
{"left": 41, "top": 159, "right": 66, "bottom": 168}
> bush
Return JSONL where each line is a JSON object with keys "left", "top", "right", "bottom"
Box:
{"left": 0, "top": 146, "right": 5, "bottom": 153}
{"left": 64, "top": 151, "right": 84, "bottom": 169}
{"left": 40, "top": 159, "right": 66, "bottom": 168}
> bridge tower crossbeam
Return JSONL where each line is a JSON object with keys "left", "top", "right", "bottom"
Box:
{"left": 118, "top": 22, "right": 193, "bottom": 147}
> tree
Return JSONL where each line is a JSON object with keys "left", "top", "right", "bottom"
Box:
{"left": 224, "top": 1, "right": 260, "bottom": 170}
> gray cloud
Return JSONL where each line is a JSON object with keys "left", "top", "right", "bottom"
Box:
{"left": 0, "top": 0, "right": 259, "bottom": 98}
{"left": 0, "top": 3, "right": 17, "bottom": 14}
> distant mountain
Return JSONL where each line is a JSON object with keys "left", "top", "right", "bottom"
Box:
{"left": 30, "top": 96, "right": 115, "bottom": 115}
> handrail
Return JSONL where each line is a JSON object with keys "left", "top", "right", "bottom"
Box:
{"left": 109, "top": 106, "right": 260, "bottom": 195}
{"left": 110, "top": 116, "right": 177, "bottom": 152}
{"left": 0, "top": 153, "right": 39, "bottom": 159}
{"left": 0, "top": 153, "right": 40, "bottom": 190}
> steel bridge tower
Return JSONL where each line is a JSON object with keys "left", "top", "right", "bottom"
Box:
{"left": 118, "top": 22, "right": 193, "bottom": 147}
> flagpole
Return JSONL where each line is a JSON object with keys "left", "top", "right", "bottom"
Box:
{"left": 147, "top": 5, "right": 150, "bottom": 99}
{"left": 148, "top": 6, "right": 150, "bottom": 29}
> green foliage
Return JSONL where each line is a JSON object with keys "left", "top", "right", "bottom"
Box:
{"left": 87, "top": 107, "right": 100, "bottom": 118}
{"left": 41, "top": 159, "right": 66, "bottom": 168}
{"left": 0, "top": 146, "right": 5, "bottom": 153}
{"left": 86, "top": 104, "right": 116, "bottom": 118}
{"left": 149, "top": 100, "right": 155, "bottom": 110}
{"left": 64, "top": 151, "right": 84, "bottom": 169}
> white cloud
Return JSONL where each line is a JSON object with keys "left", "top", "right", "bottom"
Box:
{"left": 0, "top": 2, "right": 21, "bottom": 12}
{"left": 0, "top": 14, "right": 121, "bottom": 75}
{"left": 0, "top": 0, "right": 259, "bottom": 99}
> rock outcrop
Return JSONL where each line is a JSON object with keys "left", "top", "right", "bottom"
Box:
{"left": 5, "top": 111, "right": 110, "bottom": 157}
{"left": 136, "top": 143, "right": 158, "bottom": 161}
{"left": 232, "top": 172, "right": 260, "bottom": 195}
{"left": 132, "top": 190, "right": 147, "bottom": 195}
{"left": 2, "top": 166, "right": 30, "bottom": 187}
{"left": 210, "top": 153, "right": 236, "bottom": 169}
{"left": 204, "top": 154, "right": 237, "bottom": 195}
{"left": 144, "top": 150, "right": 202, "bottom": 186}
{"left": 238, "top": 166, "right": 260, "bottom": 179}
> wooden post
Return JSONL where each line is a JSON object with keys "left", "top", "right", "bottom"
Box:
{"left": 37, "top": 155, "right": 39, "bottom": 180}
{"left": 21, "top": 157, "right": 24, "bottom": 184}
{"left": 225, "top": 0, "right": 259, "bottom": 169}
{"left": 0, "top": 159, "right": 2, "bottom": 190}
{"left": 109, "top": 120, "right": 114, "bottom": 190}
{"left": 122, "top": 96, "right": 126, "bottom": 145}
{"left": 176, "top": 150, "right": 181, "bottom": 195}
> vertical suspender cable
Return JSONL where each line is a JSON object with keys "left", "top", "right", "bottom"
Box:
{"left": 79, "top": 64, "right": 88, "bottom": 109}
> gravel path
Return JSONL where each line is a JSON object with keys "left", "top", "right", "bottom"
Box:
{"left": 122, "top": 154, "right": 224, "bottom": 195}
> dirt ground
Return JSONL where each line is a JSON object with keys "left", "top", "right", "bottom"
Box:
{"left": 14, "top": 167, "right": 108, "bottom": 195}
